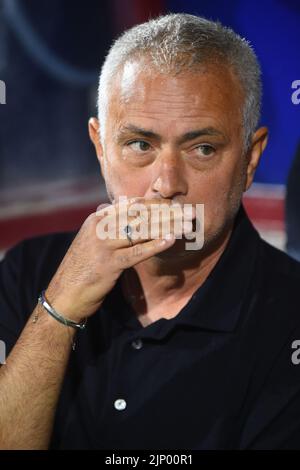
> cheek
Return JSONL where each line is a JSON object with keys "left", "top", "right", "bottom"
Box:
{"left": 193, "top": 155, "right": 245, "bottom": 229}
{"left": 191, "top": 168, "right": 233, "bottom": 206}
{"left": 105, "top": 157, "right": 150, "bottom": 198}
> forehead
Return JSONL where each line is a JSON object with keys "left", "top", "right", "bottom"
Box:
{"left": 108, "top": 60, "right": 244, "bottom": 135}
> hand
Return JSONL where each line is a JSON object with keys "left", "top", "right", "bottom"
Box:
{"left": 45, "top": 197, "right": 194, "bottom": 322}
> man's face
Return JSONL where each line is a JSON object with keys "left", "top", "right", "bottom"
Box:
{"left": 91, "top": 60, "right": 266, "bottom": 252}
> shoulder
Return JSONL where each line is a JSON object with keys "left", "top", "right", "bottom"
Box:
{"left": 2, "top": 230, "right": 77, "bottom": 286}
{"left": 19, "top": 230, "right": 77, "bottom": 258}
{"left": 253, "top": 237, "right": 300, "bottom": 345}
{"left": 0, "top": 231, "right": 77, "bottom": 344}
{"left": 259, "top": 238, "right": 300, "bottom": 294}
{"left": 240, "top": 239, "right": 300, "bottom": 449}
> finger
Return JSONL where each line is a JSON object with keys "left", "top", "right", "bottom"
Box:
{"left": 95, "top": 210, "right": 194, "bottom": 247}
{"left": 115, "top": 234, "right": 176, "bottom": 268}
{"left": 95, "top": 214, "right": 187, "bottom": 248}
{"left": 96, "top": 198, "right": 196, "bottom": 232}
{"left": 117, "top": 200, "right": 196, "bottom": 225}
{"left": 95, "top": 197, "right": 163, "bottom": 218}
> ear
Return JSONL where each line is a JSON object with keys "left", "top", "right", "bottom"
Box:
{"left": 89, "top": 116, "right": 104, "bottom": 159}
{"left": 244, "top": 126, "right": 268, "bottom": 192}
{"left": 88, "top": 117, "right": 106, "bottom": 178}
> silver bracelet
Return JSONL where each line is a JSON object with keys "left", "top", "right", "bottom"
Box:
{"left": 38, "top": 290, "right": 87, "bottom": 330}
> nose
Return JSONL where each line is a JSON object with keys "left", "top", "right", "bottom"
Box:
{"left": 151, "top": 150, "right": 188, "bottom": 200}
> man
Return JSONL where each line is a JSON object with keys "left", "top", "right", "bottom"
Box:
{"left": 0, "top": 13, "right": 300, "bottom": 450}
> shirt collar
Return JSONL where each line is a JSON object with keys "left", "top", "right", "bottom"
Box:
{"left": 175, "top": 204, "right": 260, "bottom": 333}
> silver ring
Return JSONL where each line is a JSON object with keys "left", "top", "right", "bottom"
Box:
{"left": 124, "top": 224, "right": 133, "bottom": 246}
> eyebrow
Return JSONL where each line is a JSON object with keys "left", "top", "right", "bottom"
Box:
{"left": 117, "top": 124, "right": 225, "bottom": 145}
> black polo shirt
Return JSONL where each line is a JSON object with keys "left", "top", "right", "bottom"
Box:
{"left": 1, "top": 206, "right": 300, "bottom": 450}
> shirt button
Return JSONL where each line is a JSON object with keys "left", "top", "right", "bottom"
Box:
{"left": 131, "top": 338, "right": 143, "bottom": 350}
{"left": 114, "top": 399, "right": 127, "bottom": 411}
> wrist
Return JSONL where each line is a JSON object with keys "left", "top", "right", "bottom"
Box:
{"left": 43, "top": 289, "right": 87, "bottom": 326}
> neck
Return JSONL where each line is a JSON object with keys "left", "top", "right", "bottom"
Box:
{"left": 122, "top": 222, "right": 234, "bottom": 321}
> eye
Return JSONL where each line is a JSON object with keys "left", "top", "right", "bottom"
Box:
{"left": 193, "top": 144, "right": 215, "bottom": 157}
{"left": 127, "top": 140, "right": 151, "bottom": 152}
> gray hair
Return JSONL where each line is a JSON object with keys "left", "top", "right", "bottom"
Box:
{"left": 98, "top": 13, "right": 262, "bottom": 148}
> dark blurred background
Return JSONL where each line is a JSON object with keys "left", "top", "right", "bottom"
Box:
{"left": 0, "top": 0, "right": 299, "bottom": 255}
